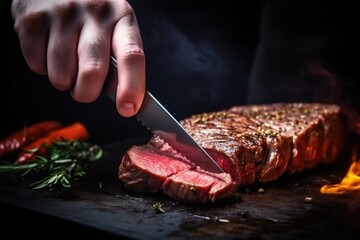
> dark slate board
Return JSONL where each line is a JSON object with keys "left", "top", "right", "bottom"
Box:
{"left": 1, "top": 137, "right": 359, "bottom": 239}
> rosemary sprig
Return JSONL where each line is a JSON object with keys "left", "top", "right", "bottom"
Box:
{"left": 0, "top": 140, "right": 103, "bottom": 190}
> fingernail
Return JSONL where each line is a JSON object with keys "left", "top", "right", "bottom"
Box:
{"left": 119, "top": 103, "right": 135, "bottom": 117}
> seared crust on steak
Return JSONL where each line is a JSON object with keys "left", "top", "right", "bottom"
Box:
{"left": 229, "top": 103, "right": 346, "bottom": 174}
{"left": 180, "top": 111, "right": 292, "bottom": 184}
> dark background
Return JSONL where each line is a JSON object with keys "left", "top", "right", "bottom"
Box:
{"left": 3, "top": 0, "right": 360, "bottom": 145}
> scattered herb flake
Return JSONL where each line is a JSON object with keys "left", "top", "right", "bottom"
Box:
{"left": 153, "top": 202, "right": 165, "bottom": 214}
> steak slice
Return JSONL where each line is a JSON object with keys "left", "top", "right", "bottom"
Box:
{"left": 162, "top": 169, "right": 236, "bottom": 204}
{"left": 119, "top": 136, "right": 237, "bottom": 203}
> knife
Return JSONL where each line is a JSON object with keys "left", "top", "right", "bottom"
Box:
{"left": 104, "top": 56, "right": 224, "bottom": 174}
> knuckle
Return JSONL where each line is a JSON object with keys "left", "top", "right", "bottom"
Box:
{"left": 83, "top": 0, "right": 112, "bottom": 19}
{"left": 14, "top": 9, "right": 48, "bottom": 34}
{"left": 120, "top": 44, "right": 145, "bottom": 64}
{"left": 10, "top": 0, "right": 49, "bottom": 20}
{"left": 53, "top": 1, "right": 79, "bottom": 21}
{"left": 11, "top": 0, "right": 28, "bottom": 17}
{"left": 117, "top": 3, "right": 138, "bottom": 27}
{"left": 118, "top": 1, "right": 135, "bottom": 18}
{"left": 82, "top": 60, "right": 106, "bottom": 78}
{"left": 78, "top": 60, "right": 107, "bottom": 86}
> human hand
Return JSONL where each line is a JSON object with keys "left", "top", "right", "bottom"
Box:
{"left": 11, "top": 0, "right": 145, "bottom": 117}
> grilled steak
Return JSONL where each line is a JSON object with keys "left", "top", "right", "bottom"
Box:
{"left": 118, "top": 103, "right": 347, "bottom": 204}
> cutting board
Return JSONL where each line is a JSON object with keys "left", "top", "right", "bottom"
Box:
{"left": 0, "top": 137, "right": 359, "bottom": 239}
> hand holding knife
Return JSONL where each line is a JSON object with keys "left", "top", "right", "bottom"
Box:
{"left": 104, "top": 56, "right": 224, "bottom": 174}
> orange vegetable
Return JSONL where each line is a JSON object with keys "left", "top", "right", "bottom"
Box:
{"left": 0, "top": 120, "right": 63, "bottom": 159}
{"left": 15, "top": 122, "right": 89, "bottom": 164}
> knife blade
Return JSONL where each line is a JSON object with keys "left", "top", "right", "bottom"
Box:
{"left": 104, "top": 56, "right": 224, "bottom": 174}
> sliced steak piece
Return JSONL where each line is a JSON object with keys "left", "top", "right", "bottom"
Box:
{"left": 229, "top": 103, "right": 347, "bottom": 174}
{"left": 119, "top": 140, "right": 194, "bottom": 193}
{"left": 119, "top": 136, "right": 237, "bottom": 203}
{"left": 162, "top": 169, "right": 236, "bottom": 204}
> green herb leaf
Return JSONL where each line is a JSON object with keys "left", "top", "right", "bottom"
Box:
{"left": 153, "top": 202, "right": 166, "bottom": 214}
{"left": 0, "top": 140, "right": 103, "bottom": 190}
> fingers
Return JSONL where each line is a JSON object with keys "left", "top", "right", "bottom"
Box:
{"left": 47, "top": 2, "right": 81, "bottom": 91}
{"left": 12, "top": 0, "right": 82, "bottom": 89}
{"left": 69, "top": 19, "right": 111, "bottom": 103}
{"left": 112, "top": 5, "right": 146, "bottom": 117}
{"left": 12, "top": 0, "right": 49, "bottom": 75}
{"left": 12, "top": 0, "right": 146, "bottom": 117}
